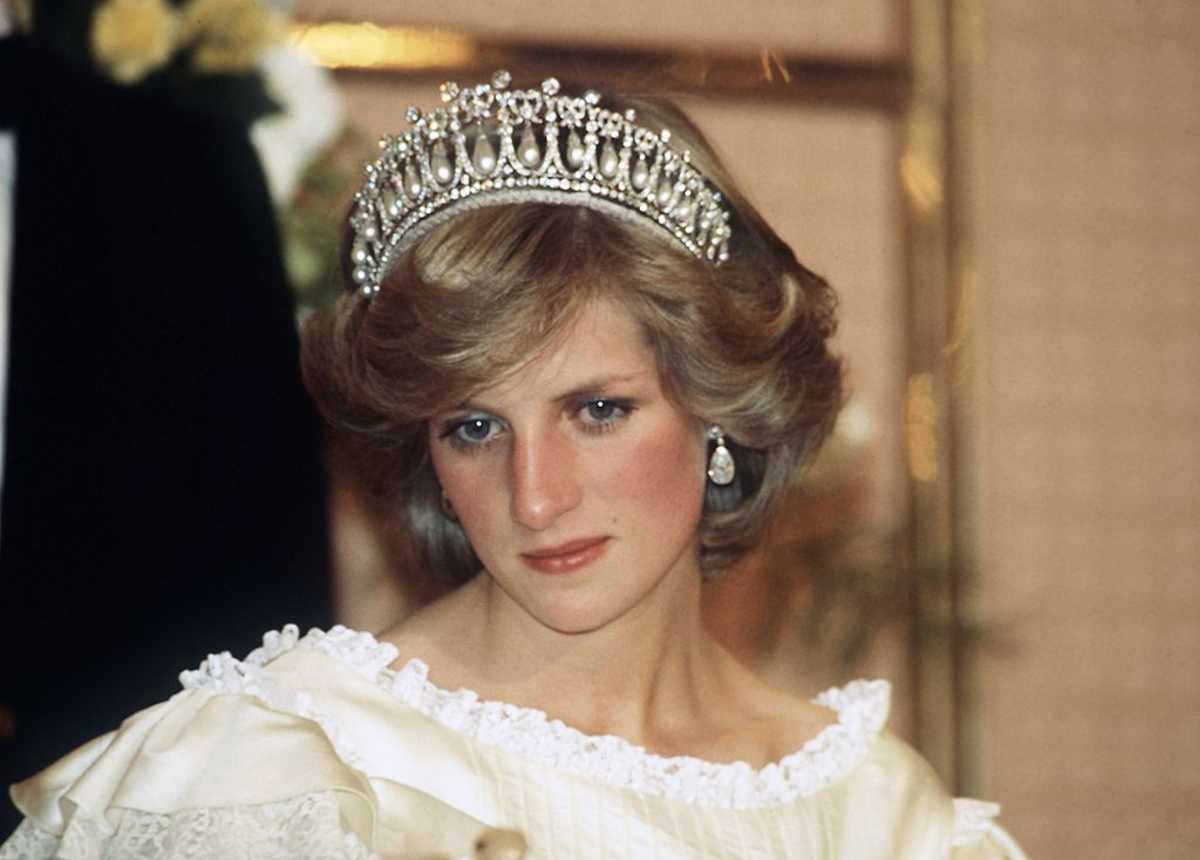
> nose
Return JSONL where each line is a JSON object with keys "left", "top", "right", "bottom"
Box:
{"left": 509, "top": 429, "right": 582, "bottom": 531}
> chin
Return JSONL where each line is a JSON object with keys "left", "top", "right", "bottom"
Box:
{"left": 522, "top": 596, "right": 624, "bottom": 636}
{"left": 500, "top": 581, "right": 639, "bottom": 636}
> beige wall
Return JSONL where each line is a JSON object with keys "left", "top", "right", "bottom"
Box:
{"left": 975, "top": 2, "right": 1200, "bottom": 857}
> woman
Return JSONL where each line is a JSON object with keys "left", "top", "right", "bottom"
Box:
{"left": 1, "top": 72, "right": 1026, "bottom": 859}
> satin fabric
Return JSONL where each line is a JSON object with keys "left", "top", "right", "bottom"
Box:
{"left": 4, "top": 633, "right": 1024, "bottom": 859}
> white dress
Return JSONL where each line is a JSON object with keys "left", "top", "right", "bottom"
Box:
{"left": 1, "top": 625, "right": 1027, "bottom": 859}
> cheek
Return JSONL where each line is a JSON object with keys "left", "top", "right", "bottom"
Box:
{"left": 602, "top": 418, "right": 707, "bottom": 527}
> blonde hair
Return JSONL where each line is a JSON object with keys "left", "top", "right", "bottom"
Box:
{"left": 302, "top": 93, "right": 843, "bottom": 582}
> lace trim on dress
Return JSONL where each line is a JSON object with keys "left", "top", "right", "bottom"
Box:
{"left": 951, "top": 799, "right": 1030, "bottom": 860}
{"left": 0, "top": 791, "right": 379, "bottom": 860}
{"left": 0, "top": 820, "right": 59, "bottom": 860}
{"left": 180, "top": 625, "right": 891, "bottom": 810}
{"left": 951, "top": 798, "right": 1003, "bottom": 847}
{"left": 384, "top": 655, "right": 889, "bottom": 809}
{"left": 177, "top": 625, "right": 398, "bottom": 771}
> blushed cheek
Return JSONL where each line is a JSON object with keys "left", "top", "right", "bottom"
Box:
{"left": 611, "top": 420, "right": 707, "bottom": 532}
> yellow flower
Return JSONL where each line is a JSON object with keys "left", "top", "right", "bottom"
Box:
{"left": 92, "top": 0, "right": 180, "bottom": 84}
{"left": 179, "top": 0, "right": 285, "bottom": 73}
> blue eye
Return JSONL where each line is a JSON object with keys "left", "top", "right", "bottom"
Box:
{"left": 586, "top": 399, "right": 618, "bottom": 421}
{"left": 441, "top": 415, "right": 502, "bottom": 450}
{"left": 578, "top": 398, "right": 633, "bottom": 431}
{"left": 458, "top": 418, "right": 494, "bottom": 441}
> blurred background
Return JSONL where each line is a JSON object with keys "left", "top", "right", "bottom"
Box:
{"left": 2, "top": 0, "right": 1197, "bottom": 857}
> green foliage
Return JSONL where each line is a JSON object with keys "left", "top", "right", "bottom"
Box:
{"left": 279, "top": 127, "right": 374, "bottom": 316}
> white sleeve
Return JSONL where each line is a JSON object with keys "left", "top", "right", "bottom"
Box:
{"left": 0, "top": 684, "right": 379, "bottom": 860}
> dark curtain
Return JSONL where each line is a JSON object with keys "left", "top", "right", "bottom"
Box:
{"left": 0, "top": 34, "right": 333, "bottom": 833}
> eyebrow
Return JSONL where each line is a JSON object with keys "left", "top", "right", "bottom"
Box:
{"left": 547, "top": 373, "right": 646, "bottom": 405}
{"left": 451, "top": 372, "right": 647, "bottom": 413}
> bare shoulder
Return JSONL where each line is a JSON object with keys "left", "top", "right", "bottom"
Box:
{"left": 704, "top": 651, "right": 841, "bottom": 765}
{"left": 746, "top": 681, "right": 841, "bottom": 760}
{"left": 376, "top": 585, "right": 482, "bottom": 677}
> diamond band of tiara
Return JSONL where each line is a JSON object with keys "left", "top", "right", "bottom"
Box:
{"left": 348, "top": 70, "right": 735, "bottom": 299}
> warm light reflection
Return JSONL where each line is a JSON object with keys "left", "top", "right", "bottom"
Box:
{"left": 757, "top": 47, "right": 793, "bottom": 83}
{"left": 900, "top": 149, "right": 943, "bottom": 215}
{"left": 288, "top": 22, "right": 476, "bottom": 70}
{"left": 906, "top": 373, "right": 939, "bottom": 482}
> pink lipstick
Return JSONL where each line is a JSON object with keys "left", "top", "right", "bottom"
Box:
{"left": 520, "top": 537, "right": 610, "bottom": 574}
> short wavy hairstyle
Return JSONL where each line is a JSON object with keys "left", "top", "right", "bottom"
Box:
{"left": 301, "top": 92, "right": 843, "bottom": 583}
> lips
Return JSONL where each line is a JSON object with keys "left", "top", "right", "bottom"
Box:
{"left": 520, "top": 536, "right": 610, "bottom": 574}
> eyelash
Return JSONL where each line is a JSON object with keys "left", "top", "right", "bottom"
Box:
{"left": 439, "top": 398, "right": 636, "bottom": 453}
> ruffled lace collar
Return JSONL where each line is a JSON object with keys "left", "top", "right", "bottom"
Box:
{"left": 182, "top": 625, "right": 891, "bottom": 810}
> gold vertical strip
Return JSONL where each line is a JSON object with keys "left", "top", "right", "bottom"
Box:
{"left": 946, "top": 0, "right": 985, "bottom": 797}
{"left": 905, "top": 0, "right": 983, "bottom": 794}
{"left": 903, "top": 0, "right": 957, "bottom": 786}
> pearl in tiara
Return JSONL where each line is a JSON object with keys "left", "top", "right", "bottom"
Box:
{"left": 348, "top": 70, "right": 734, "bottom": 299}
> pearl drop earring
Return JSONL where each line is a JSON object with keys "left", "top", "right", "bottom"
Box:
{"left": 706, "top": 426, "right": 735, "bottom": 486}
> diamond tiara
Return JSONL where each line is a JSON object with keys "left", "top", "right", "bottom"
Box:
{"left": 348, "top": 70, "right": 735, "bottom": 299}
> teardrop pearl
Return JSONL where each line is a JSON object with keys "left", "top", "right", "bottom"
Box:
{"left": 656, "top": 176, "right": 674, "bottom": 207}
{"left": 351, "top": 241, "right": 369, "bottom": 264}
{"left": 599, "top": 141, "right": 619, "bottom": 179}
{"left": 630, "top": 158, "right": 649, "bottom": 190}
{"left": 565, "top": 131, "right": 586, "bottom": 169}
{"left": 674, "top": 198, "right": 692, "bottom": 222}
{"left": 518, "top": 127, "right": 541, "bottom": 168}
{"left": 404, "top": 163, "right": 423, "bottom": 200}
{"left": 381, "top": 186, "right": 400, "bottom": 217}
{"left": 431, "top": 142, "right": 453, "bottom": 186}
{"left": 472, "top": 134, "right": 497, "bottom": 175}
{"left": 708, "top": 443, "right": 735, "bottom": 486}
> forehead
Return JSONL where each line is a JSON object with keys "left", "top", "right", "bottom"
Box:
{"left": 479, "top": 298, "right": 658, "bottom": 400}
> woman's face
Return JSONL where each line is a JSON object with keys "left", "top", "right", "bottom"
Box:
{"left": 429, "top": 298, "right": 709, "bottom": 634}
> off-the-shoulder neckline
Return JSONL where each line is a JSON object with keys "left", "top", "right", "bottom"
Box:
{"left": 183, "top": 624, "right": 892, "bottom": 809}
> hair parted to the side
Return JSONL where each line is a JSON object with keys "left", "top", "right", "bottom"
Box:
{"left": 301, "top": 89, "right": 843, "bottom": 584}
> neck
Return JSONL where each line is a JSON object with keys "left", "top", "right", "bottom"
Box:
{"left": 452, "top": 556, "right": 727, "bottom": 747}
